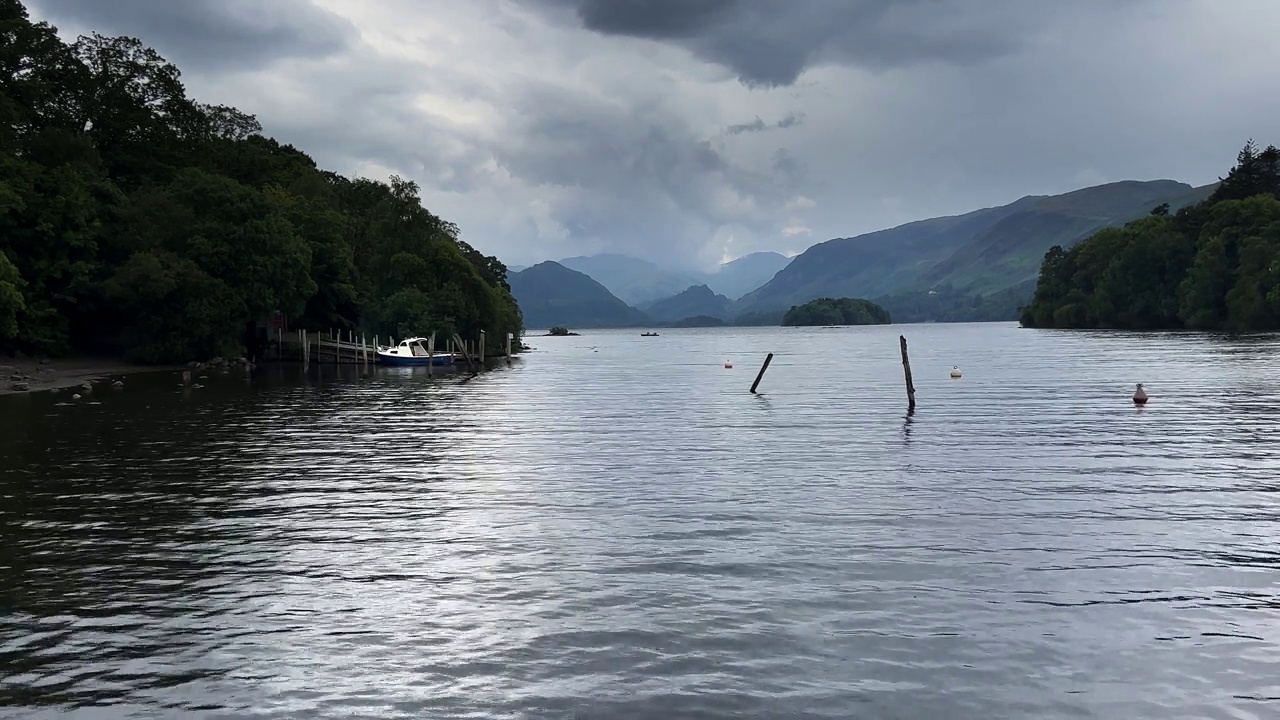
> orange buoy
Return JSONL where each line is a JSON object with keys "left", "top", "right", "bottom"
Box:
{"left": 1133, "top": 383, "right": 1148, "bottom": 405}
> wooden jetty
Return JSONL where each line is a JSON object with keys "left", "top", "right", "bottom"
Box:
{"left": 267, "top": 328, "right": 515, "bottom": 367}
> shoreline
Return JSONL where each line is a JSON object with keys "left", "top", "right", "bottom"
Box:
{"left": 1, "top": 357, "right": 182, "bottom": 396}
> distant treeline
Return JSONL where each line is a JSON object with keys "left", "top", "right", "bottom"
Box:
{"left": 1022, "top": 141, "right": 1280, "bottom": 331}
{"left": 874, "top": 283, "right": 1029, "bottom": 324}
{"left": 0, "top": 1, "right": 521, "bottom": 362}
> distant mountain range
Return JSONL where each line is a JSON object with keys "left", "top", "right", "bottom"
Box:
{"left": 641, "top": 284, "right": 731, "bottom": 322}
{"left": 730, "top": 179, "right": 1216, "bottom": 318}
{"left": 506, "top": 178, "right": 1219, "bottom": 328}
{"left": 558, "top": 251, "right": 791, "bottom": 305}
{"left": 508, "top": 261, "right": 650, "bottom": 329}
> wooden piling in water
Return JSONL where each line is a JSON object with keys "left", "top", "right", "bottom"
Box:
{"left": 479, "top": 330, "right": 486, "bottom": 364}
{"left": 505, "top": 332, "right": 513, "bottom": 365}
{"left": 750, "top": 353, "right": 774, "bottom": 394}
{"left": 452, "top": 333, "right": 477, "bottom": 374}
{"left": 899, "top": 335, "right": 916, "bottom": 412}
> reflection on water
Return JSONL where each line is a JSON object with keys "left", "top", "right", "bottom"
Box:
{"left": 3, "top": 323, "right": 1280, "bottom": 719}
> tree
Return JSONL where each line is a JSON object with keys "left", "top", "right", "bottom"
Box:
{"left": 0, "top": 251, "right": 24, "bottom": 342}
{"left": 0, "top": 8, "right": 523, "bottom": 361}
{"left": 1023, "top": 141, "right": 1280, "bottom": 332}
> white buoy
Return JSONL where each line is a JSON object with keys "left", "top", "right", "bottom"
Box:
{"left": 1133, "top": 383, "right": 1148, "bottom": 405}
{"left": 950, "top": 366, "right": 962, "bottom": 379}
{"left": 724, "top": 361, "right": 733, "bottom": 369}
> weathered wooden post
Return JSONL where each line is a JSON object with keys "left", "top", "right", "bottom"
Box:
{"left": 452, "top": 333, "right": 477, "bottom": 374}
{"left": 900, "top": 335, "right": 916, "bottom": 412}
{"left": 505, "top": 332, "right": 513, "bottom": 365}
{"left": 750, "top": 353, "right": 774, "bottom": 394}
{"left": 479, "top": 330, "right": 486, "bottom": 364}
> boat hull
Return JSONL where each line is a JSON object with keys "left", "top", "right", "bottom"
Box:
{"left": 377, "top": 351, "right": 455, "bottom": 366}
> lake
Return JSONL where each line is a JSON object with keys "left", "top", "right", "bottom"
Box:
{"left": 3, "top": 323, "right": 1280, "bottom": 719}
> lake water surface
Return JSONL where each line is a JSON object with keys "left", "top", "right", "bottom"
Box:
{"left": 3, "top": 323, "right": 1280, "bottom": 719}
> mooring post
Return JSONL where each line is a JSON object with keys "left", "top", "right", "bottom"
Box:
{"left": 900, "top": 335, "right": 916, "bottom": 412}
{"left": 453, "top": 333, "right": 477, "bottom": 375}
{"left": 479, "top": 330, "right": 486, "bottom": 364}
{"left": 750, "top": 353, "right": 774, "bottom": 394}
{"left": 505, "top": 332, "right": 513, "bottom": 365}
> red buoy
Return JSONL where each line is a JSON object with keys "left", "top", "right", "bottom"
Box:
{"left": 1133, "top": 383, "right": 1148, "bottom": 405}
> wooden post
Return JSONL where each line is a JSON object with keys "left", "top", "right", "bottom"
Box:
{"left": 427, "top": 334, "right": 435, "bottom": 377}
{"left": 453, "top": 333, "right": 476, "bottom": 374}
{"left": 479, "top": 331, "right": 486, "bottom": 364}
{"left": 900, "top": 335, "right": 916, "bottom": 412}
{"left": 750, "top": 353, "right": 774, "bottom": 394}
{"left": 505, "top": 332, "right": 513, "bottom": 365}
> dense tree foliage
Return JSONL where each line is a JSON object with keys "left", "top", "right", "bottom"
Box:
{"left": 874, "top": 283, "right": 1030, "bottom": 324}
{"left": 1021, "top": 141, "right": 1280, "bottom": 331}
{"left": 0, "top": 1, "right": 521, "bottom": 361}
{"left": 782, "top": 297, "right": 891, "bottom": 326}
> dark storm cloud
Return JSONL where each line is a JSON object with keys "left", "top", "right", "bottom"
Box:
{"left": 525, "top": 0, "right": 1109, "bottom": 85}
{"left": 28, "top": 0, "right": 356, "bottom": 72}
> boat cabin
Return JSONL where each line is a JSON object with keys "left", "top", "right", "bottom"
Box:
{"left": 384, "top": 337, "right": 433, "bottom": 357}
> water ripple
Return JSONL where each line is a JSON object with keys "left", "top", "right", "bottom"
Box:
{"left": 3, "top": 323, "right": 1280, "bottom": 719}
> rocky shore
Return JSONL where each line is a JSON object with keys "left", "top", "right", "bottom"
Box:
{"left": 0, "top": 357, "right": 181, "bottom": 396}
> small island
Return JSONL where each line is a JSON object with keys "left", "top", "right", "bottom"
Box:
{"left": 545, "top": 326, "right": 581, "bottom": 336}
{"left": 782, "top": 298, "right": 892, "bottom": 327}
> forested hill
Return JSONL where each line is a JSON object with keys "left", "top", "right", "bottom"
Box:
{"left": 0, "top": 0, "right": 522, "bottom": 362}
{"left": 1021, "top": 141, "right": 1280, "bottom": 331}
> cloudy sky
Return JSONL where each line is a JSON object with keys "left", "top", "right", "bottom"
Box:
{"left": 25, "top": 0, "right": 1280, "bottom": 271}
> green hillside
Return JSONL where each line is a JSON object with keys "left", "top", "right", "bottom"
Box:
{"left": 924, "top": 180, "right": 1214, "bottom": 294}
{"left": 731, "top": 179, "right": 1210, "bottom": 320}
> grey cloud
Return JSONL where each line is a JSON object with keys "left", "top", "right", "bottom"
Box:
{"left": 775, "top": 112, "right": 803, "bottom": 129}
{"left": 482, "top": 79, "right": 803, "bottom": 265}
{"left": 524, "top": 0, "right": 1134, "bottom": 86}
{"left": 727, "top": 117, "right": 766, "bottom": 135}
{"left": 27, "top": 0, "right": 357, "bottom": 72}
{"left": 727, "top": 112, "right": 805, "bottom": 134}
